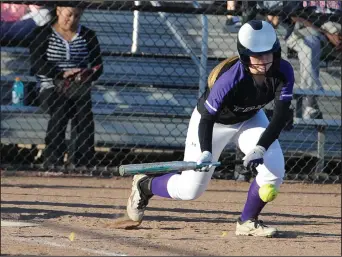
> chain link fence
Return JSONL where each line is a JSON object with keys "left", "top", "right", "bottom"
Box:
{"left": 1, "top": 1, "right": 341, "bottom": 183}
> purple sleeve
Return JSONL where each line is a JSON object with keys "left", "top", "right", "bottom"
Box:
{"left": 278, "top": 59, "right": 295, "bottom": 102}
{"left": 204, "top": 62, "right": 244, "bottom": 114}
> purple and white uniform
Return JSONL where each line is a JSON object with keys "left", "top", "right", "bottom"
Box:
{"left": 151, "top": 58, "right": 294, "bottom": 201}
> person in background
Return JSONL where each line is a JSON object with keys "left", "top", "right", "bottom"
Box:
{"left": 239, "top": 1, "right": 281, "bottom": 28}
{"left": 285, "top": 0, "right": 341, "bottom": 119}
{"left": 1, "top": 3, "right": 51, "bottom": 46}
{"left": 303, "top": 0, "right": 340, "bottom": 12}
{"left": 225, "top": 1, "right": 240, "bottom": 26}
{"left": 240, "top": 1, "right": 258, "bottom": 25}
{"left": 29, "top": 5, "right": 103, "bottom": 167}
{"left": 262, "top": 1, "right": 282, "bottom": 28}
{"left": 223, "top": 1, "right": 282, "bottom": 32}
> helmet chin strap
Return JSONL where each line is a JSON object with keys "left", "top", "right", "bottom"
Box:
{"left": 239, "top": 56, "right": 277, "bottom": 77}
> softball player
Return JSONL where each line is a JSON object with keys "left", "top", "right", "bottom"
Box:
{"left": 124, "top": 20, "right": 294, "bottom": 237}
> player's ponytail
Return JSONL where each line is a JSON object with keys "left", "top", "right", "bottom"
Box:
{"left": 207, "top": 56, "right": 239, "bottom": 89}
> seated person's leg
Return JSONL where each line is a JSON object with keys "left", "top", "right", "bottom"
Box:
{"left": 298, "top": 35, "right": 324, "bottom": 119}
{"left": 286, "top": 28, "right": 324, "bottom": 119}
{"left": 266, "top": 15, "right": 280, "bottom": 28}
{"left": 241, "top": 1, "right": 258, "bottom": 24}
{"left": 225, "top": 1, "right": 240, "bottom": 26}
{"left": 0, "top": 18, "right": 36, "bottom": 47}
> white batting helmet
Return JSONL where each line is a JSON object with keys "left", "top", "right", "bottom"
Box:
{"left": 237, "top": 20, "right": 281, "bottom": 65}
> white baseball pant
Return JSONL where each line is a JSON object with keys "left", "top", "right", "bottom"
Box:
{"left": 165, "top": 107, "right": 285, "bottom": 200}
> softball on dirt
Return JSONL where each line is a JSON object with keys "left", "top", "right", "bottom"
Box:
{"left": 68, "top": 232, "right": 75, "bottom": 241}
{"left": 258, "top": 184, "right": 278, "bottom": 202}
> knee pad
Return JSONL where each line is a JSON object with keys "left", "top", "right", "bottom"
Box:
{"left": 258, "top": 184, "right": 278, "bottom": 202}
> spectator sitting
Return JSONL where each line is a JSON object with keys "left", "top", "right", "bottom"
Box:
{"left": 1, "top": 3, "right": 51, "bottom": 47}
{"left": 29, "top": 5, "right": 103, "bottom": 167}
{"left": 285, "top": 1, "right": 341, "bottom": 119}
{"left": 239, "top": 1, "right": 282, "bottom": 27}
{"left": 261, "top": 1, "right": 283, "bottom": 28}
{"left": 240, "top": 1, "right": 258, "bottom": 25}
{"left": 225, "top": 1, "right": 240, "bottom": 27}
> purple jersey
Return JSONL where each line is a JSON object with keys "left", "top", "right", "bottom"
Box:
{"left": 197, "top": 59, "right": 294, "bottom": 125}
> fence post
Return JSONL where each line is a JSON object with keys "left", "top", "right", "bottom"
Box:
{"left": 150, "top": 1, "right": 201, "bottom": 68}
{"left": 193, "top": 1, "right": 208, "bottom": 98}
{"left": 131, "top": 1, "right": 141, "bottom": 53}
{"left": 316, "top": 125, "right": 325, "bottom": 173}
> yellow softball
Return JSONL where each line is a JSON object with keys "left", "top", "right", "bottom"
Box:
{"left": 258, "top": 184, "right": 278, "bottom": 202}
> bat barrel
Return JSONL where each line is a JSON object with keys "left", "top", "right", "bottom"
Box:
{"left": 119, "top": 161, "right": 221, "bottom": 176}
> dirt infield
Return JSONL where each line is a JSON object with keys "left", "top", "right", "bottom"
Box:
{"left": 1, "top": 176, "right": 341, "bottom": 256}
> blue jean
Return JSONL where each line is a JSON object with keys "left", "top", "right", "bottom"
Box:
{"left": 286, "top": 25, "right": 324, "bottom": 92}
{"left": 1, "top": 18, "right": 37, "bottom": 46}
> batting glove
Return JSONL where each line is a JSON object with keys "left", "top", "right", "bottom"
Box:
{"left": 196, "top": 151, "right": 213, "bottom": 171}
{"left": 243, "top": 145, "right": 266, "bottom": 170}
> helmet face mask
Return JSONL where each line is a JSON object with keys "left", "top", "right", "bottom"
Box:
{"left": 248, "top": 62, "right": 273, "bottom": 74}
{"left": 248, "top": 53, "right": 274, "bottom": 74}
{"left": 237, "top": 20, "right": 281, "bottom": 74}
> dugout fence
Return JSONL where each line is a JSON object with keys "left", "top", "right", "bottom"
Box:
{"left": 1, "top": 1, "right": 341, "bottom": 183}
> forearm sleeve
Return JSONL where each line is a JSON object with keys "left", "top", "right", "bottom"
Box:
{"left": 198, "top": 114, "right": 215, "bottom": 153}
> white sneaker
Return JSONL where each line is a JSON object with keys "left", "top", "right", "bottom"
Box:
{"left": 235, "top": 218, "right": 278, "bottom": 237}
{"left": 126, "top": 174, "right": 152, "bottom": 222}
{"left": 303, "top": 106, "right": 322, "bottom": 119}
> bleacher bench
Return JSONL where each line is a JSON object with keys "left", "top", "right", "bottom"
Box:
{"left": 1, "top": 9, "right": 341, "bottom": 170}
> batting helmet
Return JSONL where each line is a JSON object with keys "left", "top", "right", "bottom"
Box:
{"left": 237, "top": 20, "right": 281, "bottom": 70}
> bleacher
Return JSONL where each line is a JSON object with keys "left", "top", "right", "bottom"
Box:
{"left": 1, "top": 9, "right": 341, "bottom": 165}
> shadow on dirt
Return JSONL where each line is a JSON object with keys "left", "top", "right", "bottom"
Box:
{"left": 2, "top": 183, "right": 340, "bottom": 196}
{"left": 1, "top": 200, "right": 340, "bottom": 228}
{"left": 2, "top": 200, "right": 340, "bottom": 221}
{"left": 277, "top": 230, "right": 341, "bottom": 238}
